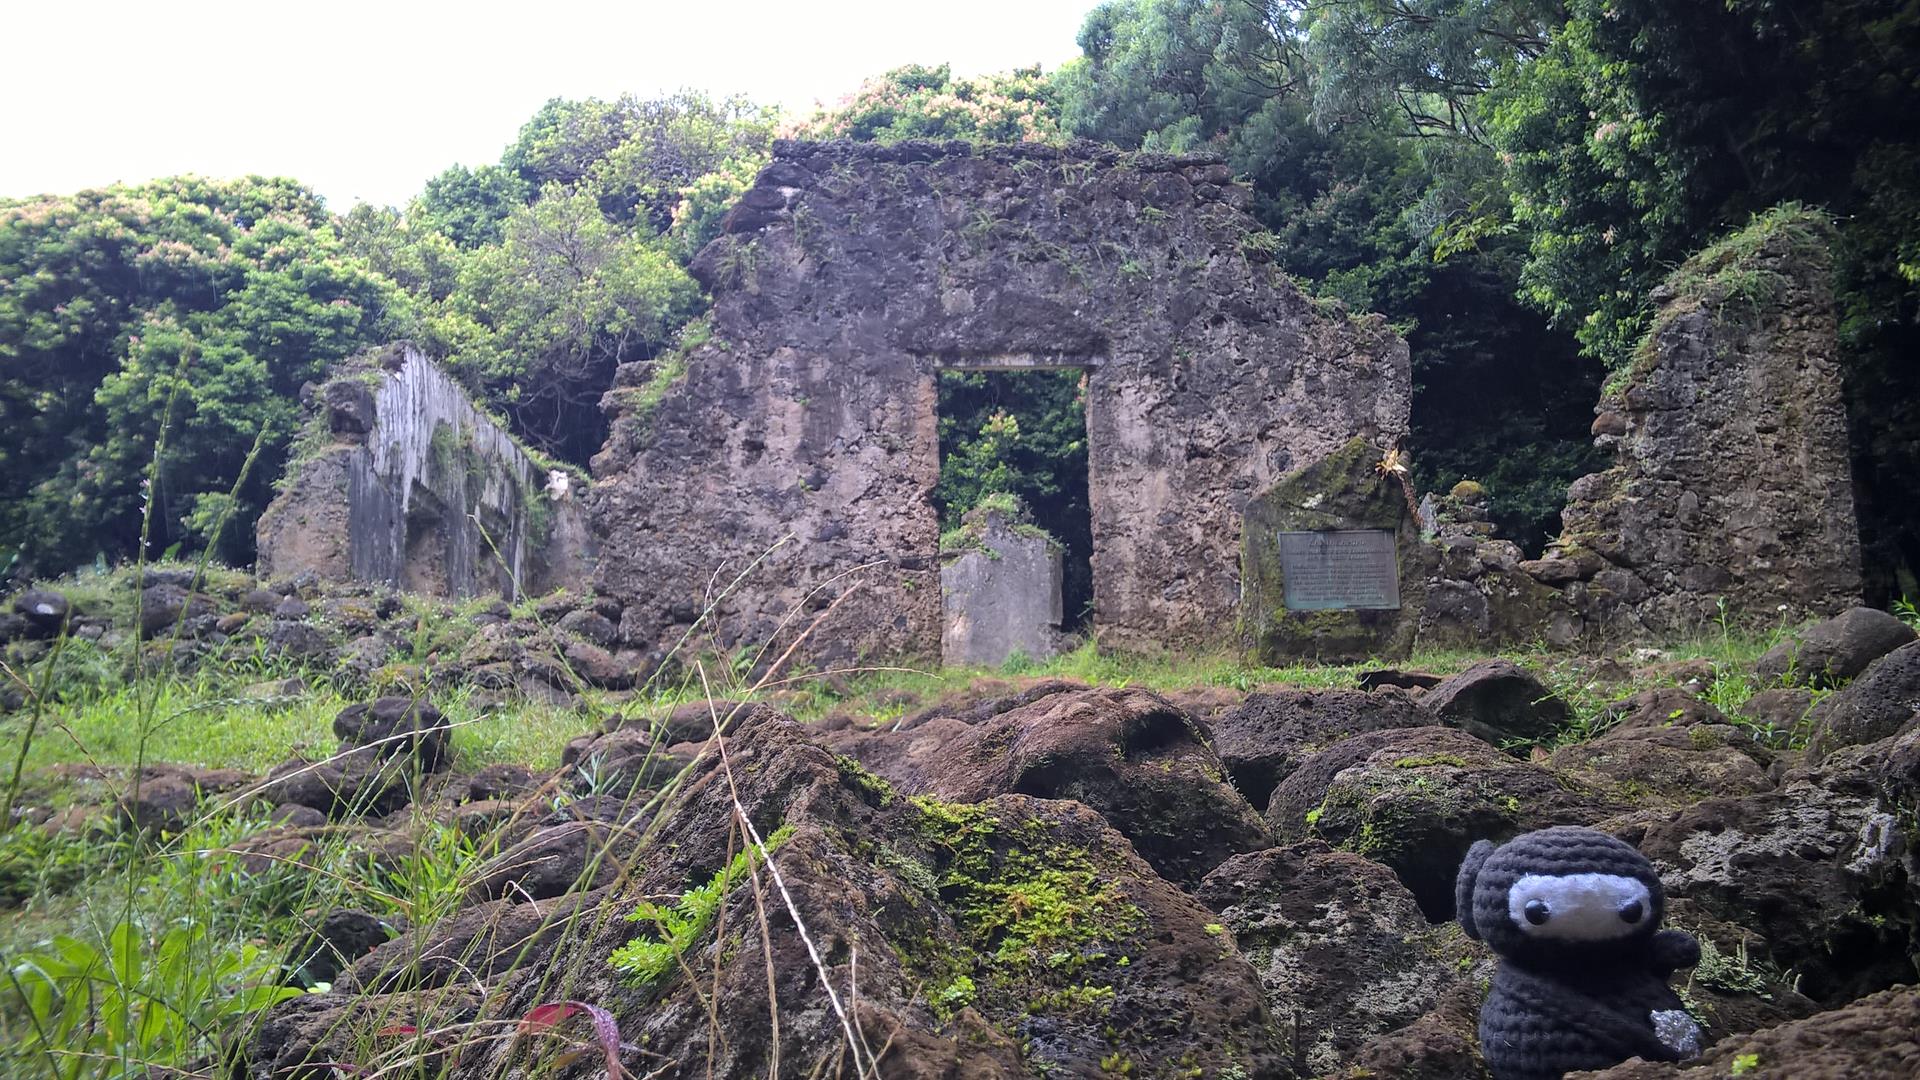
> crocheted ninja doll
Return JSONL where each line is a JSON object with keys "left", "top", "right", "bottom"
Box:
{"left": 1456, "top": 826, "right": 1703, "bottom": 1080}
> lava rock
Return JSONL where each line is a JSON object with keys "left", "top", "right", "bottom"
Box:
{"left": 12, "top": 589, "right": 71, "bottom": 634}
{"left": 1197, "top": 842, "right": 1477, "bottom": 1074}
{"left": 333, "top": 697, "right": 451, "bottom": 773}
{"left": 286, "top": 909, "right": 393, "bottom": 987}
{"left": 831, "top": 685, "right": 1271, "bottom": 885}
{"left": 1268, "top": 726, "right": 1615, "bottom": 919}
{"left": 1571, "top": 986, "right": 1920, "bottom": 1079}
{"left": 1208, "top": 687, "right": 1429, "bottom": 812}
{"left": 1755, "top": 606, "right": 1917, "bottom": 688}
{"left": 1422, "top": 658, "right": 1573, "bottom": 747}
{"left": 1804, "top": 640, "right": 1920, "bottom": 759}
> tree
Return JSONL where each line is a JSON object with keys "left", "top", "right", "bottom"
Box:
{"left": 1488, "top": 0, "right": 1920, "bottom": 590}
{"left": 423, "top": 187, "right": 702, "bottom": 464}
{"left": 0, "top": 177, "right": 405, "bottom": 571}
{"left": 1054, "top": 0, "right": 1601, "bottom": 547}
{"left": 793, "top": 64, "right": 1063, "bottom": 144}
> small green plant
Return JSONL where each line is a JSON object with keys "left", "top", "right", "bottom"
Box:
{"left": 1689, "top": 935, "right": 1774, "bottom": 997}
{"left": 610, "top": 823, "right": 795, "bottom": 986}
{"left": 5, "top": 920, "right": 303, "bottom": 1078}
{"left": 1729, "top": 1052, "right": 1762, "bottom": 1075}
{"left": 928, "top": 972, "right": 976, "bottom": 1021}
{"left": 1895, "top": 597, "right": 1920, "bottom": 632}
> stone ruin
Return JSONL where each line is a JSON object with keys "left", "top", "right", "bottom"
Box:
{"left": 1239, "top": 208, "right": 1863, "bottom": 659}
{"left": 257, "top": 153, "right": 1859, "bottom": 665}
{"left": 1533, "top": 214, "right": 1861, "bottom": 636}
{"left": 257, "top": 344, "right": 592, "bottom": 600}
{"left": 588, "top": 139, "right": 1410, "bottom": 666}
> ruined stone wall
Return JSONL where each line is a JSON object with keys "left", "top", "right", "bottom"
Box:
{"left": 589, "top": 140, "right": 1409, "bottom": 664}
{"left": 257, "top": 344, "right": 592, "bottom": 600}
{"left": 1533, "top": 210, "right": 1861, "bottom": 636}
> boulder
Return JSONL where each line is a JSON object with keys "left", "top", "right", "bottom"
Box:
{"left": 1551, "top": 724, "right": 1774, "bottom": 806}
{"left": 1597, "top": 688, "right": 1731, "bottom": 734}
{"left": 1268, "top": 726, "right": 1616, "bottom": 918}
{"left": 1341, "top": 982, "right": 1489, "bottom": 1080}
{"left": 559, "top": 727, "right": 695, "bottom": 797}
{"left": 262, "top": 619, "right": 335, "bottom": 662}
{"left": 235, "top": 987, "right": 481, "bottom": 1079}
{"left": 426, "top": 708, "right": 1286, "bottom": 1079}
{"left": 555, "top": 607, "right": 617, "bottom": 646}
{"left": 467, "top": 819, "right": 628, "bottom": 902}
{"left": 1421, "top": 658, "right": 1573, "bottom": 747}
{"left": 137, "top": 583, "right": 213, "bottom": 637}
{"left": 258, "top": 753, "right": 414, "bottom": 819}
{"left": 332, "top": 697, "right": 450, "bottom": 773}
{"left": 1755, "top": 606, "right": 1916, "bottom": 688}
{"left": 462, "top": 763, "right": 542, "bottom": 803}
{"left": 559, "top": 638, "right": 631, "bottom": 689}
{"left": 1611, "top": 739, "right": 1919, "bottom": 1003}
{"left": 11, "top": 589, "right": 70, "bottom": 634}
{"left": 1571, "top": 986, "right": 1920, "bottom": 1079}
{"left": 832, "top": 686, "right": 1271, "bottom": 885}
{"left": 1197, "top": 842, "right": 1478, "bottom": 1074}
{"left": 1805, "top": 640, "right": 1920, "bottom": 759}
{"left": 1208, "top": 687, "right": 1429, "bottom": 812}
{"left": 285, "top": 908, "right": 393, "bottom": 987}
{"left": 1740, "top": 688, "right": 1815, "bottom": 739}
{"left": 115, "top": 777, "right": 200, "bottom": 834}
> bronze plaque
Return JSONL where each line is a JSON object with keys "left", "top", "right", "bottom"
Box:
{"left": 1277, "top": 530, "right": 1400, "bottom": 610}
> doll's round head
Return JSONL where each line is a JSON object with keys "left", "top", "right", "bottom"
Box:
{"left": 1454, "top": 826, "right": 1666, "bottom": 961}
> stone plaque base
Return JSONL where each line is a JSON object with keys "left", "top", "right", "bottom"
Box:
{"left": 1241, "top": 439, "right": 1419, "bottom": 662}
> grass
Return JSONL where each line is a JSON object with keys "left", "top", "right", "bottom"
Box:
{"left": 0, "top": 531, "right": 1849, "bottom": 1079}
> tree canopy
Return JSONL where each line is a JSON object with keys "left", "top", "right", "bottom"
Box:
{"left": 4, "top": 6, "right": 1917, "bottom": 594}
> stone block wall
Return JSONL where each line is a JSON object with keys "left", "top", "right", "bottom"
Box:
{"left": 257, "top": 344, "right": 592, "bottom": 600}
{"left": 1531, "top": 209, "right": 1861, "bottom": 637}
{"left": 589, "top": 139, "right": 1410, "bottom": 666}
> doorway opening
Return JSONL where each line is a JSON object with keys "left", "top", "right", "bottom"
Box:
{"left": 932, "top": 366, "right": 1094, "bottom": 634}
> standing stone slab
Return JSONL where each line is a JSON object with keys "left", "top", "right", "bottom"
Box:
{"left": 1242, "top": 438, "right": 1421, "bottom": 662}
{"left": 941, "top": 507, "right": 1064, "bottom": 668}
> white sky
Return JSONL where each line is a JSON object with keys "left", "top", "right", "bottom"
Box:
{"left": 1, "top": 0, "right": 1092, "bottom": 210}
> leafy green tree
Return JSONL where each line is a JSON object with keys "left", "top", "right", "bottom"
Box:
{"left": 422, "top": 186, "right": 702, "bottom": 463}
{"left": 934, "top": 370, "right": 1094, "bottom": 624}
{"left": 1055, "top": 0, "right": 1600, "bottom": 546}
{"left": 0, "top": 177, "right": 405, "bottom": 571}
{"left": 794, "top": 64, "right": 1063, "bottom": 143}
{"left": 414, "top": 163, "right": 529, "bottom": 248}
{"left": 348, "top": 91, "right": 776, "bottom": 465}
{"left": 1488, "top": 0, "right": 1920, "bottom": 589}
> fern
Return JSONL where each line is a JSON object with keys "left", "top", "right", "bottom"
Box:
{"left": 609, "top": 823, "right": 795, "bottom": 985}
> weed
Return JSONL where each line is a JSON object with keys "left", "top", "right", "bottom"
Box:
{"left": 609, "top": 822, "right": 795, "bottom": 986}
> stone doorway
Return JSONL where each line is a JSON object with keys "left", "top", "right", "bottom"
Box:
{"left": 932, "top": 361, "right": 1095, "bottom": 636}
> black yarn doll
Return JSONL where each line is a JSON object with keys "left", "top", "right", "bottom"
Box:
{"left": 1455, "top": 826, "right": 1704, "bottom": 1080}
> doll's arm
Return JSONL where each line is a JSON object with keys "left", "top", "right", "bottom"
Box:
{"left": 1648, "top": 929, "right": 1700, "bottom": 977}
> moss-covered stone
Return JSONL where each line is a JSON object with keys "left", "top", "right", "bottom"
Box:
{"left": 1241, "top": 437, "right": 1422, "bottom": 662}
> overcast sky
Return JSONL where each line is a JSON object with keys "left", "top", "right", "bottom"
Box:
{"left": 2, "top": 0, "right": 1092, "bottom": 210}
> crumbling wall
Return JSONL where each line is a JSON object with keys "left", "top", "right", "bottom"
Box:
{"left": 1527, "top": 209, "right": 1861, "bottom": 636}
{"left": 257, "top": 344, "right": 592, "bottom": 600}
{"left": 588, "top": 140, "right": 1410, "bottom": 664}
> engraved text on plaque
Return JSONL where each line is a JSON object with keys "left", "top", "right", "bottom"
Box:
{"left": 1277, "top": 530, "right": 1400, "bottom": 610}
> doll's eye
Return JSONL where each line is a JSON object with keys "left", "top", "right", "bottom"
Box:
{"left": 1619, "top": 899, "right": 1644, "bottom": 923}
{"left": 1523, "top": 900, "right": 1551, "bottom": 925}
